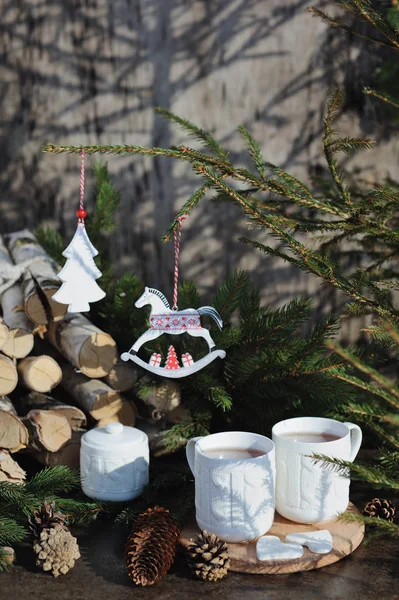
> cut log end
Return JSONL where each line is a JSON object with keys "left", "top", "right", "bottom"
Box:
{"left": 0, "top": 450, "right": 26, "bottom": 483}
{"left": 1, "top": 327, "right": 34, "bottom": 359}
{"left": 91, "top": 390, "right": 122, "bottom": 420}
{"left": 25, "top": 288, "right": 67, "bottom": 326}
{"left": 26, "top": 410, "right": 72, "bottom": 452}
{"left": 0, "top": 354, "right": 18, "bottom": 396}
{"left": 0, "top": 409, "right": 29, "bottom": 453}
{"left": 18, "top": 355, "right": 62, "bottom": 393}
{"left": 0, "top": 319, "right": 9, "bottom": 350}
{"left": 97, "top": 399, "right": 136, "bottom": 427}
{"left": 80, "top": 332, "right": 117, "bottom": 378}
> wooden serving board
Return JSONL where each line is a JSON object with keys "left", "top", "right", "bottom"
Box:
{"left": 181, "top": 503, "right": 364, "bottom": 575}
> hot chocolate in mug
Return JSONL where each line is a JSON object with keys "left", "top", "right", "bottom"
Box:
{"left": 186, "top": 431, "right": 275, "bottom": 542}
{"left": 272, "top": 417, "right": 362, "bottom": 523}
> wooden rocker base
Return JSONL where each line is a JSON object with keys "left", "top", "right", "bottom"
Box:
{"left": 120, "top": 350, "right": 226, "bottom": 378}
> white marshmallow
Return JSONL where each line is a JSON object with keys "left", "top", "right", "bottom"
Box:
{"left": 256, "top": 535, "right": 304, "bottom": 561}
{"left": 285, "top": 530, "right": 333, "bottom": 554}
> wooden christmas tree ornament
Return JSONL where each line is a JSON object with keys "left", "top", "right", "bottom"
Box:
{"left": 53, "top": 150, "right": 105, "bottom": 312}
{"left": 121, "top": 218, "right": 225, "bottom": 378}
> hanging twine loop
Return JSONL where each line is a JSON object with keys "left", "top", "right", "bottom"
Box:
{"left": 172, "top": 216, "right": 187, "bottom": 311}
{"left": 76, "top": 149, "right": 87, "bottom": 224}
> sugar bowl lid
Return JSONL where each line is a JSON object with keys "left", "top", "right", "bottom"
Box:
{"left": 82, "top": 423, "right": 148, "bottom": 449}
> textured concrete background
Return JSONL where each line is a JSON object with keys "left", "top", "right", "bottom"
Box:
{"left": 1, "top": 0, "right": 398, "bottom": 313}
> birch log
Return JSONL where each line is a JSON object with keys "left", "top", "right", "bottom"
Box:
{"left": 17, "top": 355, "right": 62, "bottom": 393}
{"left": 0, "top": 450, "right": 26, "bottom": 483}
{"left": 0, "top": 236, "right": 34, "bottom": 358}
{"left": 22, "top": 410, "right": 72, "bottom": 452}
{"left": 0, "top": 318, "right": 9, "bottom": 351}
{"left": 32, "top": 429, "right": 84, "bottom": 470}
{"left": 0, "top": 354, "right": 18, "bottom": 396}
{"left": 0, "top": 396, "right": 29, "bottom": 452}
{"left": 48, "top": 313, "right": 117, "bottom": 378}
{"left": 61, "top": 364, "right": 123, "bottom": 420}
{"left": 97, "top": 399, "right": 136, "bottom": 427}
{"left": 104, "top": 360, "right": 138, "bottom": 392}
{"left": 20, "top": 392, "right": 87, "bottom": 430}
{"left": 6, "top": 229, "right": 67, "bottom": 325}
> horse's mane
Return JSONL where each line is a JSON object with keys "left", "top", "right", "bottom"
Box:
{"left": 148, "top": 288, "right": 170, "bottom": 309}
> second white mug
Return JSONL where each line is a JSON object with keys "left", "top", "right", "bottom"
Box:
{"left": 272, "top": 417, "right": 362, "bottom": 523}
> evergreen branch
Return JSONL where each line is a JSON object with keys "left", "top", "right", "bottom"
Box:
{"left": 349, "top": 0, "right": 399, "bottom": 49}
{"left": 26, "top": 466, "right": 81, "bottom": 496}
{"left": 327, "top": 341, "right": 399, "bottom": 403}
{"left": 328, "top": 137, "right": 375, "bottom": 156}
{"left": 0, "top": 518, "right": 27, "bottom": 546}
{"left": 238, "top": 125, "right": 266, "bottom": 179}
{"left": 331, "top": 371, "right": 399, "bottom": 410}
{"left": 339, "top": 512, "right": 399, "bottom": 537}
{"left": 364, "top": 88, "right": 399, "bottom": 109}
{"left": 208, "top": 387, "right": 233, "bottom": 412}
{"left": 35, "top": 226, "right": 65, "bottom": 264}
{"left": 162, "top": 184, "right": 209, "bottom": 242}
{"left": 308, "top": 7, "right": 399, "bottom": 49}
{"left": 156, "top": 107, "right": 230, "bottom": 160}
{"left": 311, "top": 454, "right": 399, "bottom": 489}
{"left": 323, "top": 90, "right": 352, "bottom": 205}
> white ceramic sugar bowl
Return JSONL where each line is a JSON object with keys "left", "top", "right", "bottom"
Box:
{"left": 80, "top": 423, "right": 149, "bottom": 501}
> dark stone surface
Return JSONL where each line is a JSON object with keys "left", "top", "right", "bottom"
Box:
{"left": 1, "top": 491, "right": 398, "bottom": 600}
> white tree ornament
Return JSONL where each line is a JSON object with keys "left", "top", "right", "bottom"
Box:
{"left": 53, "top": 223, "right": 105, "bottom": 312}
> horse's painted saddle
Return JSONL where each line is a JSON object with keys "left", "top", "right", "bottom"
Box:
{"left": 150, "top": 313, "right": 201, "bottom": 331}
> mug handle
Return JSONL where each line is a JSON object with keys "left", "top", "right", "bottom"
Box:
{"left": 344, "top": 422, "right": 362, "bottom": 461}
{"left": 186, "top": 437, "right": 203, "bottom": 475}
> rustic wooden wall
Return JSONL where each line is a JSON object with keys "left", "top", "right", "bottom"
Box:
{"left": 1, "top": 0, "right": 398, "bottom": 321}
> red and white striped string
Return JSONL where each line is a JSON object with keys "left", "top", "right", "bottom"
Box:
{"left": 77, "top": 149, "right": 86, "bottom": 225}
{"left": 173, "top": 216, "right": 187, "bottom": 310}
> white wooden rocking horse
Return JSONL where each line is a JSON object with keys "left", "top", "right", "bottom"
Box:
{"left": 121, "top": 287, "right": 226, "bottom": 378}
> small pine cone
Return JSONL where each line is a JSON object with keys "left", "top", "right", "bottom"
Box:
{"left": 186, "top": 530, "right": 230, "bottom": 582}
{"left": 125, "top": 506, "right": 181, "bottom": 586}
{"left": 33, "top": 524, "right": 80, "bottom": 577}
{"left": 363, "top": 498, "right": 396, "bottom": 522}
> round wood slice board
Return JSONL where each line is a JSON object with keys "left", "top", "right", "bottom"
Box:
{"left": 181, "top": 502, "right": 364, "bottom": 575}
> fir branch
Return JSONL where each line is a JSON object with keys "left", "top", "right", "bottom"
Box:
{"left": 163, "top": 184, "right": 209, "bottom": 242}
{"left": 0, "top": 518, "right": 27, "bottom": 546}
{"left": 327, "top": 341, "right": 399, "bottom": 403}
{"left": 34, "top": 225, "right": 64, "bottom": 264}
{"left": 340, "top": 512, "right": 399, "bottom": 537}
{"left": 364, "top": 87, "right": 399, "bottom": 109}
{"left": 308, "top": 7, "right": 399, "bottom": 49}
{"left": 26, "top": 466, "right": 80, "bottom": 497}
{"left": 311, "top": 454, "right": 399, "bottom": 489}
{"left": 208, "top": 386, "right": 233, "bottom": 412}
{"left": 238, "top": 125, "right": 266, "bottom": 179}
{"left": 89, "top": 162, "right": 121, "bottom": 236}
{"left": 156, "top": 108, "right": 230, "bottom": 161}
{"left": 213, "top": 270, "right": 250, "bottom": 320}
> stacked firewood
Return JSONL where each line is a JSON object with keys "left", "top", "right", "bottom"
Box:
{"left": 0, "top": 230, "right": 139, "bottom": 481}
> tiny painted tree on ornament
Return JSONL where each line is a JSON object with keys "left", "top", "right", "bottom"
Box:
{"left": 53, "top": 223, "right": 105, "bottom": 312}
{"left": 165, "top": 346, "right": 180, "bottom": 370}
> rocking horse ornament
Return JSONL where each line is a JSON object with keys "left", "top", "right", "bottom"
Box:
{"left": 121, "top": 218, "right": 226, "bottom": 378}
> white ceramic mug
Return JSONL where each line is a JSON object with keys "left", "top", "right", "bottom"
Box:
{"left": 272, "top": 417, "right": 362, "bottom": 523}
{"left": 186, "top": 431, "right": 275, "bottom": 542}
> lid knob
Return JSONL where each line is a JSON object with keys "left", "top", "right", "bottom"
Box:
{"left": 105, "top": 422, "right": 124, "bottom": 435}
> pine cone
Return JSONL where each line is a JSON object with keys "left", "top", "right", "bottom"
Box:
{"left": 29, "top": 503, "right": 80, "bottom": 577}
{"left": 33, "top": 524, "right": 80, "bottom": 577}
{"left": 363, "top": 498, "right": 396, "bottom": 522}
{"left": 28, "top": 502, "right": 68, "bottom": 538}
{"left": 186, "top": 530, "right": 230, "bottom": 582}
{"left": 125, "top": 506, "right": 181, "bottom": 586}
